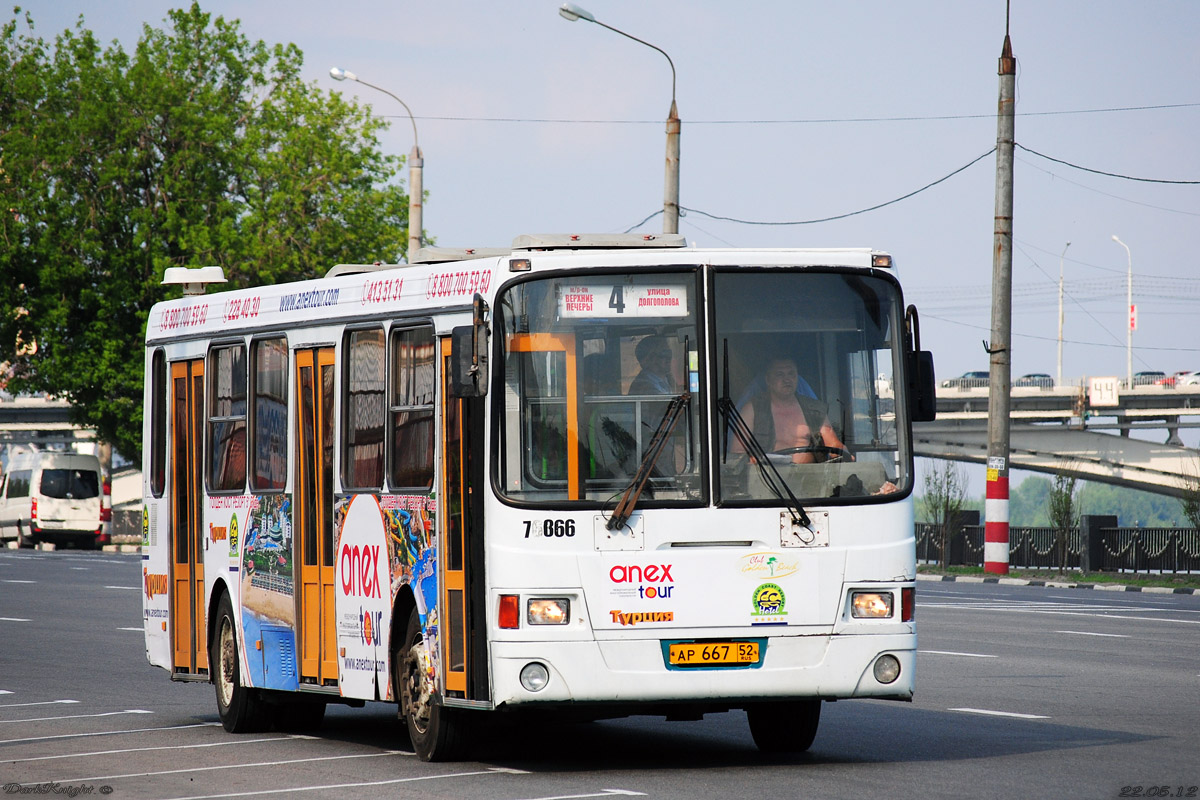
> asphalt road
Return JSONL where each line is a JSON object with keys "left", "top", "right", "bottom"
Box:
{"left": 2, "top": 548, "right": 1198, "bottom": 799}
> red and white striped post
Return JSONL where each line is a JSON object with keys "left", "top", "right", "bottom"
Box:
{"left": 984, "top": 461, "right": 1009, "bottom": 574}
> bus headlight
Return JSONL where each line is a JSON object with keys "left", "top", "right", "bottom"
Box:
{"left": 520, "top": 662, "right": 550, "bottom": 692}
{"left": 851, "top": 591, "right": 894, "bottom": 619}
{"left": 528, "top": 598, "right": 570, "bottom": 625}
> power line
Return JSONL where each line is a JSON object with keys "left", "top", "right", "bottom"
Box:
{"left": 674, "top": 149, "right": 995, "bottom": 227}
{"left": 379, "top": 101, "right": 1200, "bottom": 127}
{"left": 1016, "top": 143, "right": 1200, "bottom": 185}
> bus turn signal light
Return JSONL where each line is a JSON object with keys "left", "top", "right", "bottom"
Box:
{"left": 499, "top": 594, "right": 520, "bottom": 629}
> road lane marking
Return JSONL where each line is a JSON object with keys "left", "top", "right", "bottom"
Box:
{"left": 42, "top": 750, "right": 411, "bottom": 784}
{"left": 0, "top": 617, "right": 31, "bottom": 622}
{"left": 921, "top": 650, "right": 997, "bottom": 658}
{"left": 1056, "top": 630, "right": 1130, "bottom": 638}
{"left": 923, "top": 602, "right": 1200, "bottom": 625}
{"left": 1, "top": 579, "right": 35, "bottom": 583}
{"left": 104, "top": 585, "right": 140, "bottom": 590}
{"left": 117, "top": 627, "right": 143, "bottom": 631}
{"left": 160, "top": 765, "right": 529, "bottom": 800}
{"left": 0, "top": 699, "right": 79, "bottom": 709}
{"left": 0, "top": 709, "right": 152, "bottom": 725}
{"left": 950, "top": 707, "right": 1050, "bottom": 719}
{"left": 7, "top": 735, "right": 297, "bottom": 763}
{"left": 0, "top": 721, "right": 219, "bottom": 745}
{"left": 512, "top": 792, "right": 647, "bottom": 799}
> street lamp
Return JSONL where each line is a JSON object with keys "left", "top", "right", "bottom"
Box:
{"left": 558, "top": 3, "right": 680, "bottom": 234}
{"left": 1057, "top": 241, "right": 1070, "bottom": 386}
{"left": 330, "top": 67, "right": 423, "bottom": 260}
{"left": 1112, "top": 235, "right": 1133, "bottom": 388}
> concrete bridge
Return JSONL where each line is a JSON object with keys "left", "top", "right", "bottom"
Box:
{"left": 915, "top": 379, "right": 1200, "bottom": 498}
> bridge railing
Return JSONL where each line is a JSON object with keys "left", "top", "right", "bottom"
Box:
{"left": 916, "top": 520, "right": 1200, "bottom": 574}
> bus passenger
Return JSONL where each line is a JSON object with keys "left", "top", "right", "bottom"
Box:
{"left": 628, "top": 335, "right": 676, "bottom": 395}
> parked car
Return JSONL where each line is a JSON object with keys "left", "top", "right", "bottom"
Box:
{"left": 1177, "top": 370, "right": 1200, "bottom": 387}
{"left": 940, "top": 370, "right": 989, "bottom": 389}
{"left": 0, "top": 451, "right": 107, "bottom": 549}
{"left": 1132, "top": 370, "right": 1168, "bottom": 386}
{"left": 1014, "top": 373, "right": 1053, "bottom": 388}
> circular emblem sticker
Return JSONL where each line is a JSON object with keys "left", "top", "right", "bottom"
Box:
{"left": 752, "top": 582, "right": 787, "bottom": 619}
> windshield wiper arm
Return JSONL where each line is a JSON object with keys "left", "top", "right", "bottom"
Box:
{"left": 717, "top": 397, "right": 811, "bottom": 529}
{"left": 607, "top": 391, "right": 690, "bottom": 532}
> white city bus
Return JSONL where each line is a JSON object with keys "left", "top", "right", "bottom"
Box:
{"left": 141, "top": 233, "right": 936, "bottom": 761}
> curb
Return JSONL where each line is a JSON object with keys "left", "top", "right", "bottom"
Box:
{"left": 916, "top": 572, "right": 1198, "bottom": 595}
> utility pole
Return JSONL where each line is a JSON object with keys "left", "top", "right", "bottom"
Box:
{"left": 985, "top": 10, "right": 1016, "bottom": 576}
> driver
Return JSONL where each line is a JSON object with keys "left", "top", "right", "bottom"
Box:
{"left": 735, "top": 357, "right": 848, "bottom": 463}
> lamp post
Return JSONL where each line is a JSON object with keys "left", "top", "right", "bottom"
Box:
{"left": 330, "top": 67, "right": 423, "bottom": 260}
{"left": 1056, "top": 241, "right": 1070, "bottom": 386}
{"left": 1112, "top": 235, "right": 1133, "bottom": 388}
{"left": 558, "top": 3, "right": 680, "bottom": 234}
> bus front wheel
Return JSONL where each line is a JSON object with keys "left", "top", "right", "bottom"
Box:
{"left": 399, "top": 608, "right": 465, "bottom": 761}
{"left": 213, "top": 592, "right": 267, "bottom": 733}
{"left": 747, "top": 699, "right": 821, "bottom": 753}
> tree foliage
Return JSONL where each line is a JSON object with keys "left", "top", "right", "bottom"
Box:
{"left": 1046, "top": 469, "right": 1079, "bottom": 573}
{"left": 1178, "top": 456, "right": 1200, "bottom": 530}
{"left": 920, "top": 460, "right": 969, "bottom": 567}
{"left": 0, "top": 4, "right": 412, "bottom": 459}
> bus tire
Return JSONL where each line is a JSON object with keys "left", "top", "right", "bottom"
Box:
{"left": 399, "top": 607, "right": 466, "bottom": 761}
{"left": 747, "top": 699, "right": 821, "bottom": 753}
{"left": 213, "top": 592, "right": 267, "bottom": 733}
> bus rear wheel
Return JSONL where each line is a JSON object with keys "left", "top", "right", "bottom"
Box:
{"left": 747, "top": 699, "right": 821, "bottom": 753}
{"left": 213, "top": 592, "right": 267, "bottom": 733}
{"left": 398, "top": 608, "right": 466, "bottom": 761}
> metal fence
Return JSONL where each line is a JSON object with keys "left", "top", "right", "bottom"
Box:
{"left": 916, "top": 519, "right": 1200, "bottom": 574}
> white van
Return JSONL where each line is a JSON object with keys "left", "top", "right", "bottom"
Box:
{"left": 0, "top": 452, "right": 106, "bottom": 549}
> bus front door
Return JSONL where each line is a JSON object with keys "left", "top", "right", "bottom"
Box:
{"left": 170, "top": 359, "right": 207, "bottom": 676}
{"left": 295, "top": 347, "right": 337, "bottom": 685}
{"left": 440, "top": 337, "right": 488, "bottom": 701}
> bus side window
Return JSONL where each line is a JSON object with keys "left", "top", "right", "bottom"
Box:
{"left": 150, "top": 349, "right": 167, "bottom": 497}
{"left": 208, "top": 343, "right": 247, "bottom": 493}
{"left": 250, "top": 337, "right": 288, "bottom": 492}
{"left": 344, "top": 327, "right": 385, "bottom": 491}
{"left": 389, "top": 325, "right": 435, "bottom": 489}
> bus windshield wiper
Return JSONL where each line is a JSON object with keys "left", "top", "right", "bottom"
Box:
{"left": 606, "top": 391, "right": 690, "bottom": 532}
{"left": 717, "top": 396, "right": 812, "bottom": 529}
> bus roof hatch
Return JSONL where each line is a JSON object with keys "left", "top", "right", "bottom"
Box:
{"left": 511, "top": 233, "right": 686, "bottom": 251}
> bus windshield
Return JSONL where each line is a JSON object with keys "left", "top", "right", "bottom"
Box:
{"left": 714, "top": 269, "right": 906, "bottom": 503}
{"left": 495, "top": 271, "right": 704, "bottom": 505}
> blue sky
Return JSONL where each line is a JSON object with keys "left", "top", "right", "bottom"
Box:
{"left": 19, "top": 1, "right": 1200, "bottom": 388}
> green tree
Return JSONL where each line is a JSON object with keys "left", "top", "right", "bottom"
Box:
{"left": 0, "top": 4, "right": 412, "bottom": 459}
{"left": 1046, "top": 469, "right": 1079, "bottom": 574}
{"left": 920, "top": 460, "right": 969, "bottom": 567}
{"left": 1177, "top": 455, "right": 1200, "bottom": 530}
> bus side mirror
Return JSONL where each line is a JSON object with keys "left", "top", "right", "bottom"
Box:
{"left": 450, "top": 294, "right": 489, "bottom": 398}
{"left": 904, "top": 304, "right": 936, "bottom": 422}
{"left": 908, "top": 349, "right": 936, "bottom": 422}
